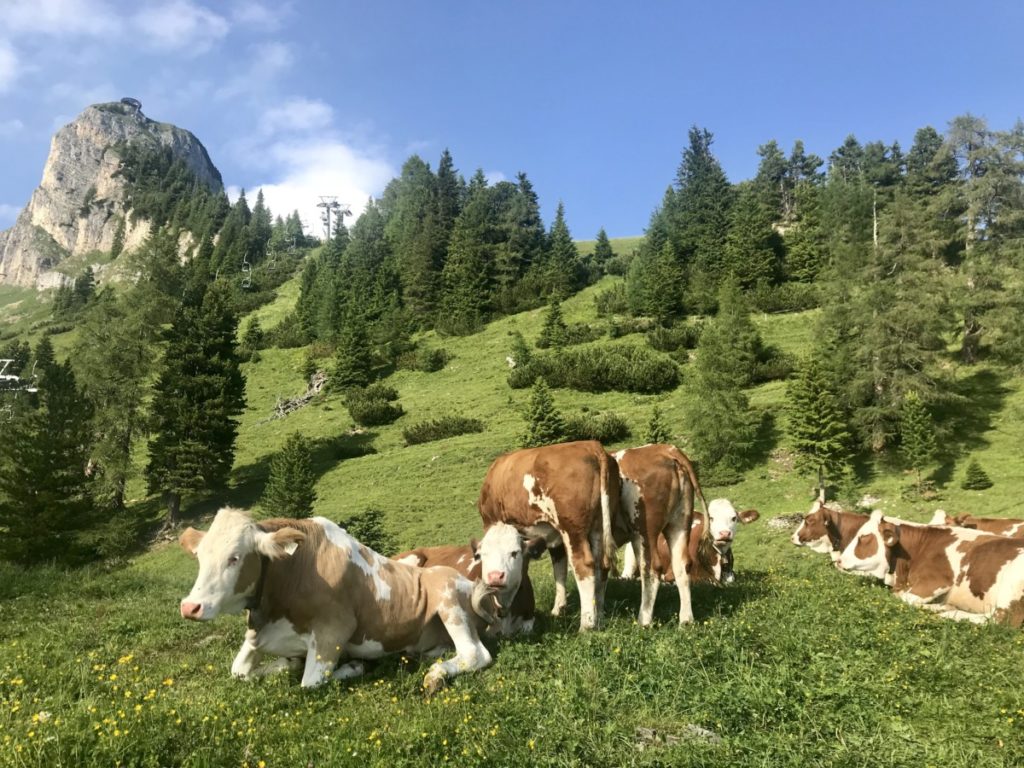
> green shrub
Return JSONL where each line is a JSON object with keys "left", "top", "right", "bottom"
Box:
{"left": 265, "top": 311, "right": 308, "bottom": 348}
{"left": 345, "top": 384, "right": 403, "bottom": 427}
{"left": 564, "top": 411, "right": 631, "bottom": 443}
{"left": 508, "top": 343, "right": 680, "bottom": 394}
{"left": 594, "top": 282, "right": 629, "bottom": 316}
{"left": 607, "top": 317, "right": 655, "bottom": 338}
{"left": 403, "top": 415, "right": 485, "bottom": 445}
{"left": 751, "top": 350, "right": 796, "bottom": 383}
{"left": 336, "top": 509, "right": 398, "bottom": 555}
{"left": 646, "top": 323, "right": 703, "bottom": 354}
{"left": 749, "top": 281, "right": 820, "bottom": 313}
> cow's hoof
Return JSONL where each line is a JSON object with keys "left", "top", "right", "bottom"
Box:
{"left": 423, "top": 672, "right": 445, "bottom": 697}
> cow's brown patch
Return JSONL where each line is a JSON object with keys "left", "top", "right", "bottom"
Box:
{"left": 964, "top": 537, "right": 1021, "bottom": 599}
{"left": 233, "top": 551, "right": 263, "bottom": 597}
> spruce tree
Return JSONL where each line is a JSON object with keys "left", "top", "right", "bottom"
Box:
{"left": 626, "top": 240, "right": 684, "bottom": 323}
{"left": 508, "top": 331, "right": 532, "bottom": 369}
{"left": 332, "top": 313, "right": 373, "bottom": 390}
{"left": 0, "top": 352, "right": 96, "bottom": 564}
{"left": 961, "top": 458, "right": 993, "bottom": 490}
{"left": 724, "top": 181, "right": 780, "bottom": 288}
{"left": 437, "top": 186, "right": 492, "bottom": 334}
{"left": 262, "top": 433, "right": 317, "bottom": 518}
{"left": 146, "top": 281, "right": 246, "bottom": 525}
{"left": 899, "top": 390, "right": 936, "bottom": 493}
{"left": 543, "top": 201, "right": 579, "bottom": 298}
{"left": 786, "top": 356, "right": 853, "bottom": 498}
{"left": 522, "top": 378, "right": 566, "bottom": 448}
{"left": 536, "top": 300, "right": 569, "bottom": 349}
{"left": 592, "top": 228, "right": 614, "bottom": 271}
{"left": 645, "top": 406, "right": 672, "bottom": 444}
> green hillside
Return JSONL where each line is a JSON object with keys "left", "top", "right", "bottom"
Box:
{"left": 3, "top": 270, "right": 1024, "bottom": 766}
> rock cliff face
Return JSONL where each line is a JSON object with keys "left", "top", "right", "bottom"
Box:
{"left": 0, "top": 100, "right": 222, "bottom": 288}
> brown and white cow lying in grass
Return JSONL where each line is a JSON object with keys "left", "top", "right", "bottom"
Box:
{"left": 179, "top": 507, "right": 502, "bottom": 692}
{"left": 837, "top": 509, "right": 1024, "bottom": 625}
{"left": 929, "top": 511, "right": 1024, "bottom": 538}
{"left": 791, "top": 501, "right": 869, "bottom": 561}
{"left": 393, "top": 525, "right": 547, "bottom": 636}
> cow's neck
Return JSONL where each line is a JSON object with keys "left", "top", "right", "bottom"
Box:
{"left": 830, "top": 511, "right": 867, "bottom": 552}
{"left": 245, "top": 554, "right": 271, "bottom": 615}
{"left": 887, "top": 524, "right": 933, "bottom": 591}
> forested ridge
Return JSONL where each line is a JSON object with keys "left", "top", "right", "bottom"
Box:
{"left": 1, "top": 113, "right": 1023, "bottom": 565}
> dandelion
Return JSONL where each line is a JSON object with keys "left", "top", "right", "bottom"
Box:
{"left": 528, "top": 739, "right": 536, "bottom": 750}
{"left": 162, "top": 678, "right": 174, "bottom": 686}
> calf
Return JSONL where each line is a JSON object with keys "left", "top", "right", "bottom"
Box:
{"left": 478, "top": 440, "right": 622, "bottom": 631}
{"left": 393, "top": 523, "right": 547, "bottom": 636}
{"left": 179, "top": 507, "right": 494, "bottom": 692}
{"left": 620, "top": 501, "right": 760, "bottom": 585}
{"left": 791, "top": 501, "right": 869, "bottom": 561}
{"left": 837, "top": 509, "right": 1024, "bottom": 625}
{"left": 933, "top": 512, "right": 1024, "bottom": 538}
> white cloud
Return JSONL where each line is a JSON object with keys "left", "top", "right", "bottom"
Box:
{"left": 230, "top": 0, "right": 292, "bottom": 30}
{"left": 0, "top": 119, "right": 24, "bottom": 137}
{"left": 132, "top": 0, "right": 229, "bottom": 53}
{"left": 234, "top": 137, "right": 395, "bottom": 236}
{"left": 214, "top": 41, "right": 293, "bottom": 100}
{"left": 0, "top": 41, "right": 18, "bottom": 91}
{"left": 485, "top": 170, "right": 507, "bottom": 185}
{"left": 260, "top": 97, "right": 334, "bottom": 136}
{"left": 4, "top": 0, "right": 121, "bottom": 37}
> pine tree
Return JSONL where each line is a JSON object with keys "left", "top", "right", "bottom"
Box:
{"left": 786, "top": 356, "right": 853, "bottom": 498}
{"left": 332, "top": 313, "right": 373, "bottom": 390}
{"left": 146, "top": 281, "right": 246, "bottom": 525}
{"left": 536, "top": 300, "right": 569, "bottom": 349}
{"left": 626, "top": 240, "right": 684, "bottom": 323}
{"left": 592, "top": 228, "right": 614, "bottom": 271}
{"left": 961, "top": 458, "right": 993, "bottom": 490}
{"left": 437, "top": 186, "right": 492, "bottom": 334}
{"left": 724, "top": 181, "right": 781, "bottom": 287}
{"left": 262, "top": 433, "right": 317, "bottom": 518}
{"left": 899, "top": 390, "right": 936, "bottom": 493}
{"left": 0, "top": 351, "right": 96, "bottom": 564}
{"left": 522, "top": 378, "right": 566, "bottom": 448}
{"left": 645, "top": 406, "right": 672, "bottom": 444}
{"left": 249, "top": 189, "right": 274, "bottom": 263}
{"left": 240, "top": 318, "right": 264, "bottom": 361}
{"left": 508, "top": 331, "right": 532, "bottom": 369}
{"left": 543, "top": 201, "right": 579, "bottom": 298}
{"left": 684, "top": 279, "right": 758, "bottom": 482}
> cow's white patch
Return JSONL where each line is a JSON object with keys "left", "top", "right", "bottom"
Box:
{"left": 333, "top": 661, "right": 365, "bottom": 680}
{"left": 477, "top": 522, "right": 526, "bottom": 598}
{"left": 345, "top": 638, "right": 386, "bottom": 659}
{"left": 837, "top": 511, "right": 889, "bottom": 579}
{"left": 707, "top": 498, "right": 740, "bottom": 542}
{"left": 300, "top": 632, "right": 335, "bottom": 688}
{"left": 394, "top": 554, "right": 420, "bottom": 566}
{"left": 253, "top": 618, "right": 308, "bottom": 658}
{"left": 456, "top": 554, "right": 468, "bottom": 566}
{"left": 620, "top": 478, "right": 642, "bottom": 524}
{"left": 314, "top": 517, "right": 392, "bottom": 601}
{"left": 523, "top": 474, "right": 558, "bottom": 524}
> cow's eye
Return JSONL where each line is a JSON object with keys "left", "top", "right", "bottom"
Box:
{"left": 472, "top": 552, "right": 481, "bottom": 561}
{"left": 228, "top": 555, "right": 240, "bottom": 566}
{"left": 510, "top": 551, "right": 519, "bottom": 559}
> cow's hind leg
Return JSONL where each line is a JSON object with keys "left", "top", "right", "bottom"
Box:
{"left": 424, "top": 606, "right": 493, "bottom": 695}
{"left": 550, "top": 543, "right": 569, "bottom": 617}
{"left": 666, "top": 523, "right": 694, "bottom": 625}
{"left": 635, "top": 534, "right": 660, "bottom": 627}
{"left": 567, "top": 533, "right": 599, "bottom": 631}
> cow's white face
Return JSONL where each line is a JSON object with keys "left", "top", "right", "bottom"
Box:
{"left": 473, "top": 523, "right": 545, "bottom": 607}
{"left": 791, "top": 501, "right": 835, "bottom": 553}
{"left": 707, "top": 499, "right": 759, "bottom": 545}
{"left": 837, "top": 510, "right": 890, "bottom": 580}
{"left": 179, "top": 507, "right": 303, "bottom": 621}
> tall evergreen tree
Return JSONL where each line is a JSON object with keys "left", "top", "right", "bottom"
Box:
{"left": 437, "top": 185, "right": 493, "bottom": 334}
{"left": 645, "top": 406, "right": 672, "bottom": 444}
{"left": 592, "top": 228, "right": 614, "bottom": 271}
{"left": 536, "top": 300, "right": 569, "bottom": 349}
{"left": 626, "top": 241, "right": 684, "bottom": 323}
{"left": 0, "top": 345, "right": 96, "bottom": 564}
{"left": 786, "top": 356, "right": 853, "bottom": 498}
{"left": 542, "top": 201, "right": 579, "bottom": 298}
{"left": 262, "top": 432, "right": 317, "bottom": 518}
{"left": 724, "top": 181, "right": 781, "bottom": 287}
{"left": 146, "top": 281, "right": 246, "bottom": 525}
{"left": 332, "top": 312, "right": 373, "bottom": 390}
{"left": 899, "top": 390, "right": 936, "bottom": 493}
{"left": 522, "top": 378, "right": 566, "bottom": 448}
{"left": 249, "top": 189, "right": 274, "bottom": 263}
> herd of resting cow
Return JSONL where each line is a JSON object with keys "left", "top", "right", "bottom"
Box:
{"left": 177, "top": 439, "right": 1024, "bottom": 694}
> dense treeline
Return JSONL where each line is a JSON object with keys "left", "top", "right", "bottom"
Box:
{"left": 3, "top": 114, "right": 1024, "bottom": 564}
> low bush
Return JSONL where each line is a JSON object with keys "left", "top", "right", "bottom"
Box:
{"left": 751, "top": 346, "right": 797, "bottom": 384}
{"left": 403, "top": 415, "right": 485, "bottom": 445}
{"left": 564, "top": 411, "right": 631, "bottom": 443}
{"left": 607, "top": 316, "right": 656, "bottom": 338}
{"left": 345, "top": 383, "right": 403, "bottom": 426}
{"left": 336, "top": 509, "right": 398, "bottom": 555}
{"left": 749, "top": 281, "right": 820, "bottom": 313}
{"left": 509, "top": 343, "right": 680, "bottom": 394}
{"left": 646, "top": 323, "right": 703, "bottom": 353}
{"left": 265, "top": 311, "right": 308, "bottom": 349}
{"left": 594, "top": 282, "right": 629, "bottom": 316}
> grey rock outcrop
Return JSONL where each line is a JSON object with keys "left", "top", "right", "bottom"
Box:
{"left": 0, "top": 100, "right": 222, "bottom": 288}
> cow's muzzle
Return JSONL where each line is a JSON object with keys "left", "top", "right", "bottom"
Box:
{"left": 180, "top": 600, "right": 204, "bottom": 620}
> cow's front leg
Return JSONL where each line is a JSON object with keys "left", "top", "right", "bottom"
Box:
{"left": 231, "top": 630, "right": 262, "bottom": 679}
{"left": 665, "top": 523, "right": 693, "bottom": 625}
{"left": 425, "top": 604, "right": 493, "bottom": 695}
{"left": 300, "top": 624, "right": 352, "bottom": 688}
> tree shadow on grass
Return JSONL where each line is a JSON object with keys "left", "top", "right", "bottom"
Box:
{"left": 180, "top": 431, "right": 378, "bottom": 522}
{"left": 931, "top": 367, "right": 1009, "bottom": 487}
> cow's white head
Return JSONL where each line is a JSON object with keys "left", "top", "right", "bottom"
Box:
{"left": 707, "top": 499, "right": 759, "bottom": 545}
{"left": 179, "top": 507, "right": 304, "bottom": 621}
{"left": 791, "top": 500, "right": 837, "bottom": 554}
{"left": 837, "top": 509, "right": 892, "bottom": 581}
{"left": 471, "top": 523, "right": 545, "bottom": 616}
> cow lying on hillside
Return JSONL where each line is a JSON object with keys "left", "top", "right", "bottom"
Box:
{"left": 393, "top": 524, "right": 547, "bottom": 636}
{"left": 837, "top": 509, "right": 1024, "bottom": 625}
{"left": 791, "top": 501, "right": 869, "bottom": 561}
{"left": 619, "top": 500, "right": 759, "bottom": 585}
{"left": 179, "top": 507, "right": 498, "bottom": 692}
{"left": 929, "top": 511, "right": 1024, "bottom": 538}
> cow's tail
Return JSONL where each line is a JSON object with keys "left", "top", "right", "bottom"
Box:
{"left": 668, "top": 445, "right": 715, "bottom": 574}
{"left": 599, "top": 450, "right": 620, "bottom": 573}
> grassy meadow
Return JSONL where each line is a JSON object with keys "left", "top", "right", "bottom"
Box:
{"left": 3, "top": 260, "right": 1024, "bottom": 766}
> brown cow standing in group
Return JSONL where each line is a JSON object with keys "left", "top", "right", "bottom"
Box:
{"left": 614, "top": 444, "right": 757, "bottom": 626}
{"left": 930, "top": 511, "right": 1024, "bottom": 538}
{"left": 477, "top": 440, "right": 621, "bottom": 631}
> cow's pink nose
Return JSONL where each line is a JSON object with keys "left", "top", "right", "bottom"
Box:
{"left": 717, "top": 532, "right": 733, "bottom": 541}
{"left": 486, "top": 571, "right": 506, "bottom": 587}
{"left": 180, "top": 601, "right": 203, "bottom": 620}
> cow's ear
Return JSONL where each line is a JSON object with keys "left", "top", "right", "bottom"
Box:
{"left": 257, "top": 527, "right": 305, "bottom": 559}
{"left": 523, "top": 536, "right": 547, "bottom": 560}
{"left": 739, "top": 509, "right": 760, "bottom": 524}
{"left": 882, "top": 526, "right": 900, "bottom": 548}
{"left": 179, "top": 527, "right": 205, "bottom": 556}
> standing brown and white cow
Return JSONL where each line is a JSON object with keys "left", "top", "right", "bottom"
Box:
{"left": 837, "top": 509, "right": 1024, "bottom": 625}
{"left": 477, "top": 440, "right": 621, "bottom": 631}
{"left": 179, "top": 507, "right": 495, "bottom": 692}
{"left": 393, "top": 523, "right": 547, "bottom": 636}
{"left": 614, "top": 444, "right": 754, "bottom": 625}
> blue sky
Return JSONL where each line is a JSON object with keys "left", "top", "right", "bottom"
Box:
{"left": 1, "top": 0, "right": 1023, "bottom": 239}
